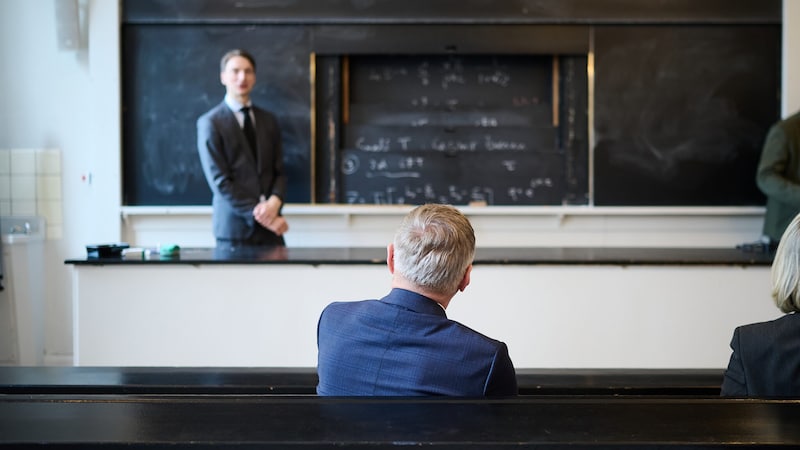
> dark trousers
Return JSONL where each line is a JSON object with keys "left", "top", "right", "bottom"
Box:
{"left": 216, "top": 224, "right": 285, "bottom": 250}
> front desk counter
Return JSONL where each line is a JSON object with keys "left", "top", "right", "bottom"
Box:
{"left": 68, "top": 246, "right": 774, "bottom": 266}
{"left": 66, "top": 247, "right": 776, "bottom": 368}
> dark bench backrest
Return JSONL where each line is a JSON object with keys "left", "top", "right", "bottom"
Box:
{"left": 0, "top": 367, "right": 723, "bottom": 395}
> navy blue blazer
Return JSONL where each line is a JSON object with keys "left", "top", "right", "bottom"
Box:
{"left": 721, "top": 313, "right": 800, "bottom": 397}
{"left": 196, "top": 101, "right": 286, "bottom": 241}
{"left": 316, "top": 288, "right": 518, "bottom": 396}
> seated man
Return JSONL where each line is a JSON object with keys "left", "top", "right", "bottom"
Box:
{"left": 316, "top": 204, "right": 517, "bottom": 396}
{"left": 721, "top": 211, "right": 800, "bottom": 396}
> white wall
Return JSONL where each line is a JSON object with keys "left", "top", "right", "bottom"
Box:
{"left": 785, "top": 0, "right": 800, "bottom": 115}
{"left": 0, "top": 0, "right": 120, "bottom": 365}
{"left": 0, "top": 0, "right": 796, "bottom": 365}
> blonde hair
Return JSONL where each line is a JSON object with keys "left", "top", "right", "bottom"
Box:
{"left": 220, "top": 49, "right": 256, "bottom": 73}
{"left": 772, "top": 212, "right": 800, "bottom": 313}
{"left": 392, "top": 204, "right": 475, "bottom": 296}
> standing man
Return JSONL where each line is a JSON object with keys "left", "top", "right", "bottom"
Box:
{"left": 197, "top": 49, "right": 289, "bottom": 248}
{"left": 756, "top": 110, "right": 800, "bottom": 248}
{"left": 316, "top": 204, "right": 518, "bottom": 396}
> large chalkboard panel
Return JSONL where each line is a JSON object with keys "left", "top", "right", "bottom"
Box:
{"left": 593, "top": 26, "right": 780, "bottom": 206}
{"left": 339, "top": 55, "right": 588, "bottom": 205}
{"left": 122, "top": 25, "right": 311, "bottom": 205}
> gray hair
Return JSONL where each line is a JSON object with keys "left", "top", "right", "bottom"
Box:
{"left": 392, "top": 204, "right": 475, "bottom": 295}
{"left": 772, "top": 212, "right": 800, "bottom": 313}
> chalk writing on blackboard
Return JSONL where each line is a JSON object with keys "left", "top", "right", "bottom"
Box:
{"left": 340, "top": 149, "right": 563, "bottom": 205}
{"left": 365, "top": 59, "right": 517, "bottom": 91}
{"left": 351, "top": 135, "right": 531, "bottom": 153}
{"left": 341, "top": 54, "right": 566, "bottom": 205}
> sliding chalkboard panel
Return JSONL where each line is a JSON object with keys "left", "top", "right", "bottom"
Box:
{"left": 340, "top": 54, "right": 588, "bottom": 205}
{"left": 122, "top": 25, "right": 312, "bottom": 205}
{"left": 341, "top": 149, "right": 565, "bottom": 205}
{"left": 593, "top": 25, "right": 780, "bottom": 206}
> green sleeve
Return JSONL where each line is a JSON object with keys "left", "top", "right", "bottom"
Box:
{"left": 756, "top": 124, "right": 800, "bottom": 208}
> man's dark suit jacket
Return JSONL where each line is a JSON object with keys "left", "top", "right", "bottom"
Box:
{"left": 196, "top": 101, "right": 286, "bottom": 242}
{"left": 721, "top": 313, "right": 800, "bottom": 397}
{"left": 316, "top": 288, "right": 518, "bottom": 396}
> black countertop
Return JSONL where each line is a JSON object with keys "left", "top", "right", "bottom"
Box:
{"left": 65, "top": 246, "right": 775, "bottom": 266}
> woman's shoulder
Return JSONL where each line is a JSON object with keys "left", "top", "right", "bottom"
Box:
{"left": 737, "top": 313, "right": 800, "bottom": 338}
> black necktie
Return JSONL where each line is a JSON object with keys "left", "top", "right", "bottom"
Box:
{"left": 241, "top": 106, "right": 257, "bottom": 157}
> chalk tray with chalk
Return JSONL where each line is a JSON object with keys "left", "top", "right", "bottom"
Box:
{"left": 86, "top": 243, "right": 130, "bottom": 258}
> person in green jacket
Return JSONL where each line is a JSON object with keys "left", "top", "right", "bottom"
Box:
{"left": 756, "top": 111, "right": 800, "bottom": 247}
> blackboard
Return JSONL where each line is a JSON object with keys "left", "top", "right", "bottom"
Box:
{"left": 121, "top": 22, "right": 780, "bottom": 207}
{"left": 593, "top": 25, "right": 781, "bottom": 206}
{"left": 339, "top": 54, "right": 589, "bottom": 205}
{"left": 122, "top": 25, "right": 312, "bottom": 205}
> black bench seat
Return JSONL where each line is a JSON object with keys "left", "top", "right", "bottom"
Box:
{"left": 1, "top": 394, "right": 798, "bottom": 448}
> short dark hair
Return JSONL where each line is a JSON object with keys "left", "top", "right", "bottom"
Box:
{"left": 220, "top": 49, "right": 256, "bottom": 73}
